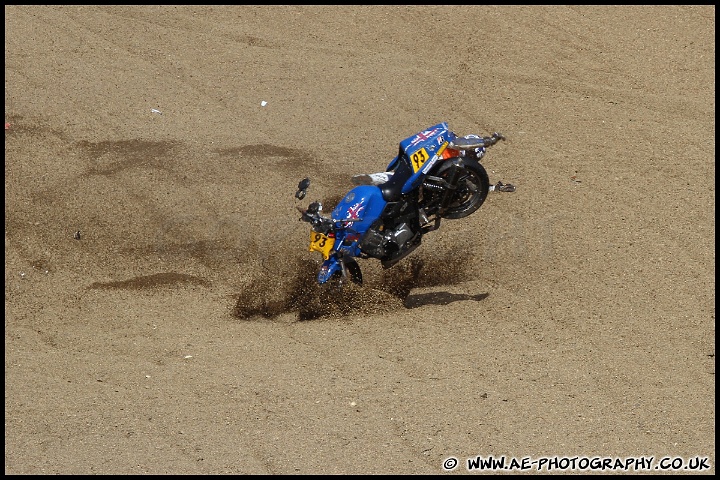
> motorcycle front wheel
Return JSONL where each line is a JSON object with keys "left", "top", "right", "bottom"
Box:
{"left": 437, "top": 160, "right": 490, "bottom": 219}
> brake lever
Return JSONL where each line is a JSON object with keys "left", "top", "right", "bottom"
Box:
{"left": 297, "top": 207, "right": 335, "bottom": 234}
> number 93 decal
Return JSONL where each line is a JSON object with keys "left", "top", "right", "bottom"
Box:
{"left": 410, "top": 147, "right": 430, "bottom": 173}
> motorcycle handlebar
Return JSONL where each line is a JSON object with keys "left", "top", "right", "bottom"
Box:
{"left": 297, "top": 206, "right": 350, "bottom": 233}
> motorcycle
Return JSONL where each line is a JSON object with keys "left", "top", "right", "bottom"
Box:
{"left": 295, "top": 122, "right": 515, "bottom": 286}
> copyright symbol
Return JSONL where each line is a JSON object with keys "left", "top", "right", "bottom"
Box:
{"left": 443, "top": 457, "right": 458, "bottom": 470}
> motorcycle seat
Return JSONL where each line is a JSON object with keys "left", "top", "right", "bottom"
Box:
{"left": 352, "top": 171, "right": 404, "bottom": 202}
{"left": 379, "top": 160, "right": 413, "bottom": 202}
{"left": 352, "top": 152, "right": 414, "bottom": 202}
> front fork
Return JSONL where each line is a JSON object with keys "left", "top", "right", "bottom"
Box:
{"left": 317, "top": 254, "right": 363, "bottom": 285}
{"left": 317, "top": 256, "right": 343, "bottom": 284}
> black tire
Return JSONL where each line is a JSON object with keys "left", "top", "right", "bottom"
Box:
{"left": 438, "top": 159, "right": 490, "bottom": 219}
{"left": 344, "top": 258, "right": 363, "bottom": 286}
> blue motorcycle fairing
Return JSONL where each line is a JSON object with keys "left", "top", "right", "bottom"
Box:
{"left": 317, "top": 185, "right": 388, "bottom": 275}
{"left": 398, "top": 122, "right": 450, "bottom": 152}
{"left": 318, "top": 257, "right": 343, "bottom": 284}
{"left": 331, "top": 184, "right": 387, "bottom": 233}
{"left": 385, "top": 123, "right": 457, "bottom": 174}
{"left": 396, "top": 122, "right": 457, "bottom": 194}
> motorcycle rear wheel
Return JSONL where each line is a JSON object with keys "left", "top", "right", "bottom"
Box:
{"left": 438, "top": 160, "right": 490, "bottom": 219}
